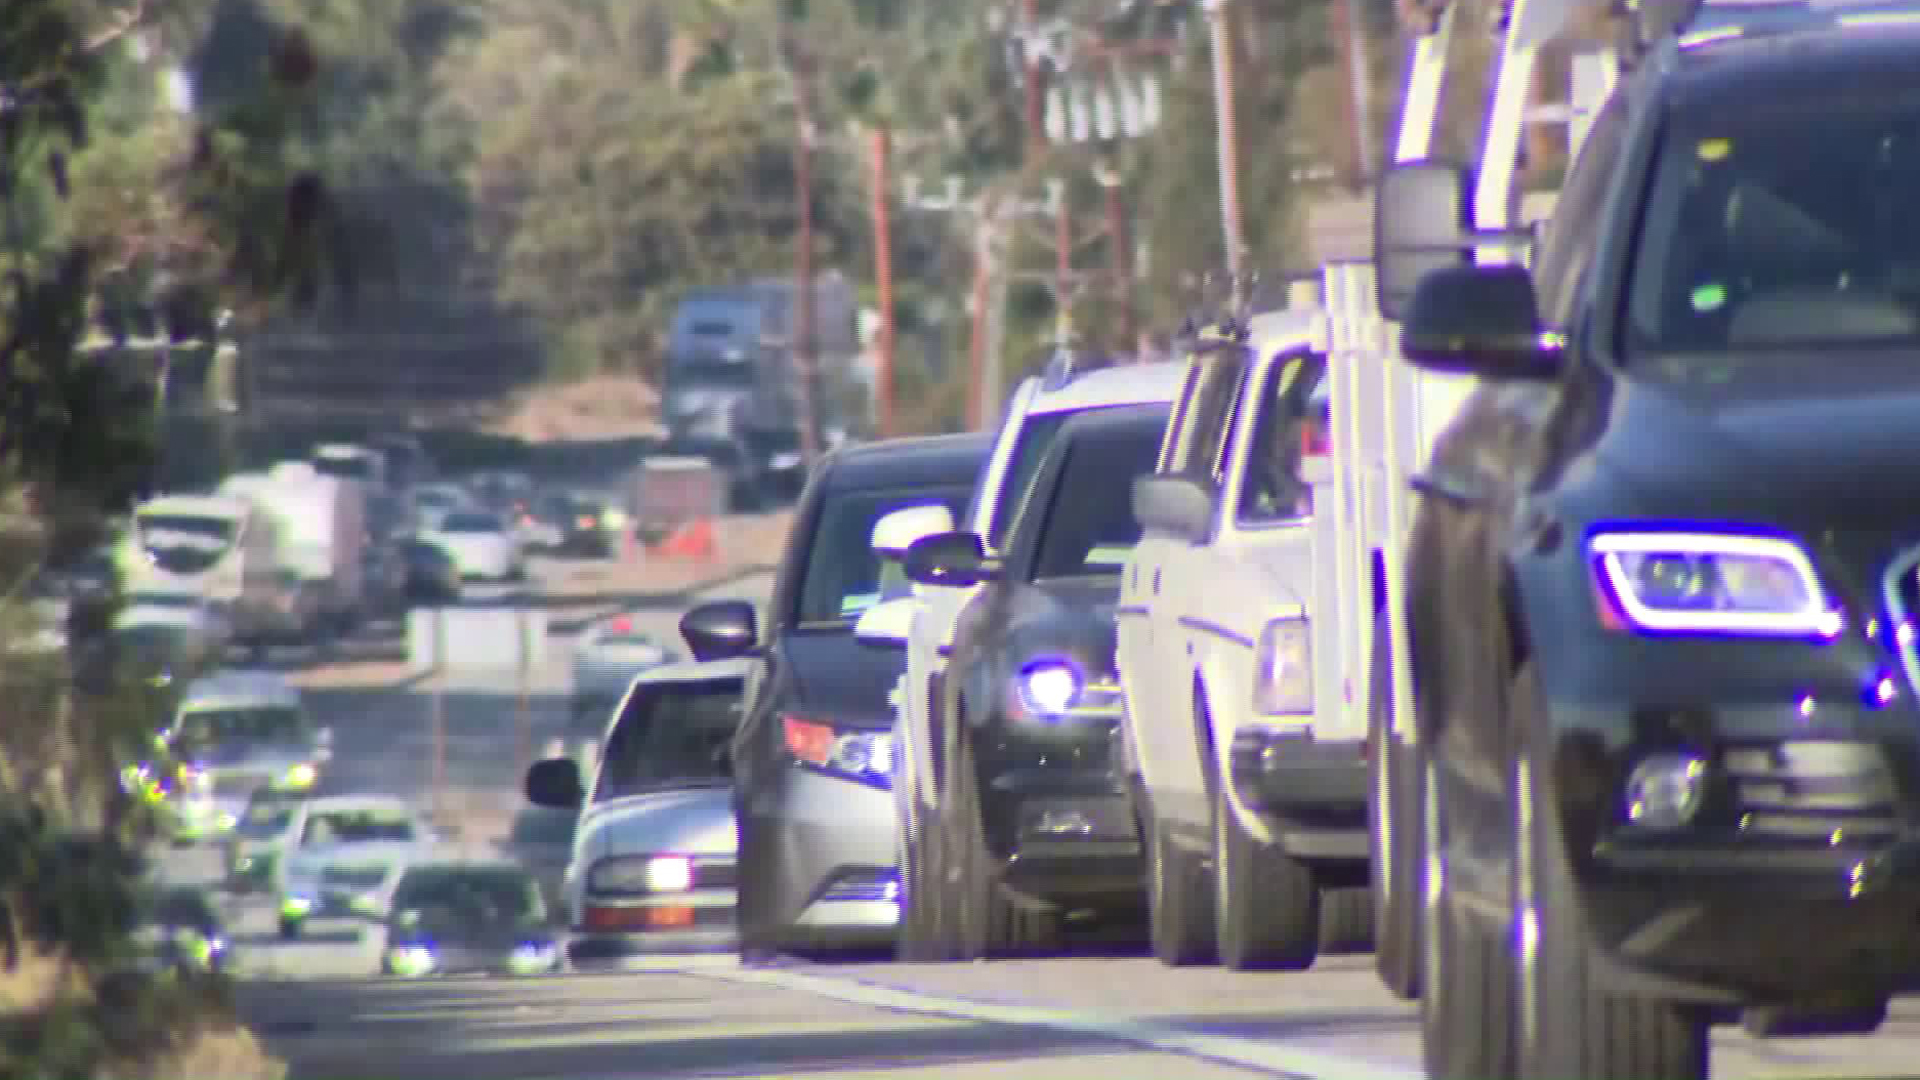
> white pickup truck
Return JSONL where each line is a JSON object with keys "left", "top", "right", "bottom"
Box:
{"left": 1116, "top": 309, "right": 1369, "bottom": 972}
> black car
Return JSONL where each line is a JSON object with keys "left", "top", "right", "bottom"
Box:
{"left": 497, "top": 804, "right": 579, "bottom": 913}
{"left": 380, "top": 860, "right": 562, "bottom": 977}
{"left": 129, "top": 885, "right": 231, "bottom": 976}
{"left": 890, "top": 402, "right": 1169, "bottom": 959}
{"left": 1373, "top": 11, "right": 1920, "bottom": 1079}
{"left": 680, "top": 432, "right": 992, "bottom": 959}
{"left": 402, "top": 539, "right": 461, "bottom": 603}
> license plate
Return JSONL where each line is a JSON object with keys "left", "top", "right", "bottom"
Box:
{"left": 645, "top": 906, "right": 695, "bottom": 928}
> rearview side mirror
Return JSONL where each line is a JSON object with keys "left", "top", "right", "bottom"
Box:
{"left": 679, "top": 600, "right": 758, "bottom": 662}
{"left": 902, "top": 531, "right": 994, "bottom": 589}
{"left": 854, "top": 596, "right": 915, "bottom": 648}
{"left": 1374, "top": 160, "right": 1473, "bottom": 322}
{"left": 1399, "top": 264, "right": 1562, "bottom": 381}
{"left": 871, "top": 503, "right": 956, "bottom": 559}
{"left": 1131, "top": 476, "right": 1215, "bottom": 545}
{"left": 525, "top": 757, "right": 585, "bottom": 809}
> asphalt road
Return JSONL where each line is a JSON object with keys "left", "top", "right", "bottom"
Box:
{"left": 187, "top": 551, "right": 1920, "bottom": 1080}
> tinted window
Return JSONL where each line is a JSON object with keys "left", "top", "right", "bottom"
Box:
{"left": 176, "top": 706, "right": 306, "bottom": 746}
{"left": 1625, "top": 97, "right": 1920, "bottom": 355}
{"left": 313, "top": 456, "right": 374, "bottom": 481}
{"left": 984, "top": 412, "right": 1070, "bottom": 550}
{"left": 441, "top": 513, "right": 501, "bottom": 533}
{"left": 795, "top": 484, "right": 972, "bottom": 625}
{"left": 136, "top": 514, "right": 236, "bottom": 574}
{"left": 1028, "top": 407, "right": 1169, "bottom": 579}
{"left": 1534, "top": 94, "right": 1627, "bottom": 326}
{"left": 593, "top": 679, "right": 741, "bottom": 801}
{"left": 393, "top": 867, "right": 544, "bottom": 922}
{"left": 301, "top": 808, "right": 415, "bottom": 844}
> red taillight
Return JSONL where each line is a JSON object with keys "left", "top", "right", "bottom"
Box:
{"left": 782, "top": 716, "right": 835, "bottom": 766}
{"left": 1301, "top": 421, "right": 1331, "bottom": 457}
{"left": 609, "top": 616, "right": 633, "bottom": 632}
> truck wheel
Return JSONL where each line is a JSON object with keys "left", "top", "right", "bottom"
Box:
{"left": 1145, "top": 809, "right": 1215, "bottom": 967}
{"left": 1201, "top": 697, "right": 1318, "bottom": 971}
{"left": 1420, "top": 754, "right": 1518, "bottom": 1080}
{"left": 947, "top": 735, "right": 1057, "bottom": 959}
{"left": 1319, "top": 886, "right": 1373, "bottom": 954}
{"left": 1513, "top": 664, "right": 1708, "bottom": 1080}
{"left": 1369, "top": 618, "right": 1423, "bottom": 999}
{"left": 894, "top": 791, "right": 949, "bottom": 961}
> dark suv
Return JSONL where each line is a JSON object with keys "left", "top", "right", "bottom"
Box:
{"left": 1376, "top": 10, "right": 1920, "bottom": 1080}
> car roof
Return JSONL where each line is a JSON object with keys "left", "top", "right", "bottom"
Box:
{"left": 824, "top": 431, "right": 994, "bottom": 492}
{"left": 631, "top": 656, "right": 754, "bottom": 687}
{"left": 304, "top": 795, "right": 418, "bottom": 815}
{"left": 137, "top": 494, "right": 249, "bottom": 520}
{"left": 179, "top": 669, "right": 299, "bottom": 710}
{"left": 1669, "top": 20, "right": 1920, "bottom": 108}
{"left": 1023, "top": 360, "right": 1184, "bottom": 416}
{"left": 1051, "top": 400, "right": 1174, "bottom": 442}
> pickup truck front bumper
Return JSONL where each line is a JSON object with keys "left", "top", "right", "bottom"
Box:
{"left": 1229, "top": 729, "right": 1369, "bottom": 863}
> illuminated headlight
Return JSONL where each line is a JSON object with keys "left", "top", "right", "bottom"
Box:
{"left": 350, "top": 891, "right": 383, "bottom": 914}
{"left": 386, "top": 946, "right": 436, "bottom": 977}
{"left": 782, "top": 718, "right": 894, "bottom": 781}
{"left": 507, "top": 941, "right": 557, "bottom": 973}
{"left": 1015, "top": 660, "right": 1124, "bottom": 720}
{"left": 1590, "top": 531, "right": 1839, "bottom": 637}
{"left": 588, "top": 854, "right": 695, "bottom": 894}
{"left": 216, "top": 812, "right": 237, "bottom": 831}
{"left": 281, "top": 894, "right": 314, "bottom": 917}
{"left": 232, "top": 856, "right": 254, "bottom": 872}
{"left": 281, "top": 763, "right": 317, "bottom": 788}
{"left": 1252, "top": 616, "right": 1313, "bottom": 716}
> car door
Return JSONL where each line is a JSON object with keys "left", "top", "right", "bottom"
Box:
{"left": 1117, "top": 357, "right": 1202, "bottom": 773}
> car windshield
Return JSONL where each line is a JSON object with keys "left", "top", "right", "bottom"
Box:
{"left": 301, "top": 809, "right": 415, "bottom": 845}
{"left": 176, "top": 706, "right": 306, "bottom": 747}
{"left": 594, "top": 678, "right": 740, "bottom": 801}
{"left": 1625, "top": 95, "right": 1920, "bottom": 358}
{"left": 416, "top": 489, "right": 462, "bottom": 510}
{"left": 136, "top": 514, "right": 236, "bottom": 574}
{"left": 237, "top": 796, "right": 298, "bottom": 837}
{"left": 393, "top": 867, "right": 545, "bottom": 924}
{"left": 145, "top": 887, "right": 217, "bottom": 929}
{"left": 1028, "top": 407, "right": 1169, "bottom": 580}
{"left": 794, "top": 484, "right": 972, "bottom": 626}
{"left": 441, "top": 512, "right": 501, "bottom": 533}
{"left": 983, "top": 412, "right": 1070, "bottom": 551}
{"left": 128, "top": 591, "right": 200, "bottom": 609}
{"left": 594, "top": 622, "right": 662, "bottom": 649}
{"left": 313, "top": 455, "right": 374, "bottom": 481}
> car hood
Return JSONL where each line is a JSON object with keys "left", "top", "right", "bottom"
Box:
{"left": 1590, "top": 364, "right": 1920, "bottom": 525}
{"left": 778, "top": 630, "right": 901, "bottom": 729}
{"left": 578, "top": 786, "right": 737, "bottom": 862}
{"left": 286, "top": 840, "right": 423, "bottom": 875}
{"left": 187, "top": 743, "right": 315, "bottom": 771}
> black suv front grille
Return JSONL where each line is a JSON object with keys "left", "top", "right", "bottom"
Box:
{"left": 1720, "top": 740, "right": 1899, "bottom": 845}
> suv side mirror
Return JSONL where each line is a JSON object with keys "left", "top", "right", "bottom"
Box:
{"left": 1374, "top": 160, "right": 1473, "bottom": 322}
{"left": 525, "top": 757, "right": 585, "bottom": 809}
{"left": 903, "top": 532, "right": 995, "bottom": 589}
{"left": 679, "top": 600, "right": 758, "bottom": 662}
{"left": 871, "top": 504, "right": 955, "bottom": 559}
{"left": 1400, "top": 265, "right": 1562, "bottom": 381}
{"left": 1131, "top": 475, "right": 1215, "bottom": 545}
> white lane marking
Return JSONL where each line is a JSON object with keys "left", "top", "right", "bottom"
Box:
{"left": 528, "top": 957, "right": 1423, "bottom": 1080}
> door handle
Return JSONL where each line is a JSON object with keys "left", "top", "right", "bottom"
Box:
{"left": 1152, "top": 569, "right": 1162, "bottom": 594}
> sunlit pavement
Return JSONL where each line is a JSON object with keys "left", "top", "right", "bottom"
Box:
{"left": 203, "top": 550, "right": 1920, "bottom": 1080}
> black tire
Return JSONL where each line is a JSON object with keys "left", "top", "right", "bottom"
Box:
{"left": 894, "top": 789, "right": 949, "bottom": 961}
{"left": 1369, "top": 617, "right": 1423, "bottom": 1000}
{"left": 1420, "top": 754, "right": 1518, "bottom": 1080}
{"left": 946, "top": 735, "right": 1057, "bottom": 960}
{"left": 1742, "top": 1001, "right": 1888, "bottom": 1038}
{"left": 1145, "top": 808, "right": 1215, "bottom": 967}
{"left": 278, "top": 916, "right": 303, "bottom": 941}
{"left": 1212, "top": 774, "right": 1319, "bottom": 971}
{"left": 1512, "top": 663, "right": 1708, "bottom": 1080}
{"left": 1319, "top": 886, "right": 1373, "bottom": 955}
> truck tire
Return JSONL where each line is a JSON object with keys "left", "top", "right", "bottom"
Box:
{"left": 946, "top": 734, "right": 1057, "bottom": 959}
{"left": 1420, "top": 754, "right": 1518, "bottom": 1080}
{"left": 894, "top": 791, "right": 949, "bottom": 961}
{"left": 1146, "top": 808, "right": 1215, "bottom": 966}
{"left": 1513, "top": 664, "right": 1708, "bottom": 1080}
{"left": 1369, "top": 618, "right": 1423, "bottom": 999}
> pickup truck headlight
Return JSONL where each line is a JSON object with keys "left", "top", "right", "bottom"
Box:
{"left": 588, "top": 854, "right": 695, "bottom": 894}
{"left": 1589, "top": 531, "right": 1840, "bottom": 637}
{"left": 281, "top": 763, "right": 317, "bottom": 788}
{"left": 1252, "top": 616, "right": 1312, "bottom": 716}
{"left": 1014, "top": 659, "right": 1124, "bottom": 720}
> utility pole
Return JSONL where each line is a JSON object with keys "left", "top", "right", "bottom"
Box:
{"left": 1203, "top": 0, "right": 1249, "bottom": 308}
{"left": 794, "top": 113, "right": 820, "bottom": 468}
{"left": 1020, "top": 0, "right": 1045, "bottom": 160}
{"left": 868, "top": 127, "right": 897, "bottom": 438}
{"left": 1095, "top": 163, "right": 1135, "bottom": 354}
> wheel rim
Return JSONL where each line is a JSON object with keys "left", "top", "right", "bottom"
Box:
{"left": 1514, "top": 756, "right": 1540, "bottom": 1058}
{"left": 1420, "top": 756, "right": 1445, "bottom": 1013}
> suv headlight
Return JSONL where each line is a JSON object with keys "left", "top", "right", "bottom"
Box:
{"left": 1014, "top": 659, "right": 1123, "bottom": 720}
{"left": 1589, "top": 531, "right": 1839, "bottom": 637}
{"left": 1252, "top": 616, "right": 1312, "bottom": 716}
{"left": 588, "top": 854, "right": 695, "bottom": 894}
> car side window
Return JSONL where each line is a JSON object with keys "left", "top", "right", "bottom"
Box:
{"left": 1236, "top": 354, "right": 1329, "bottom": 523}
{"left": 1533, "top": 94, "right": 1628, "bottom": 328}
